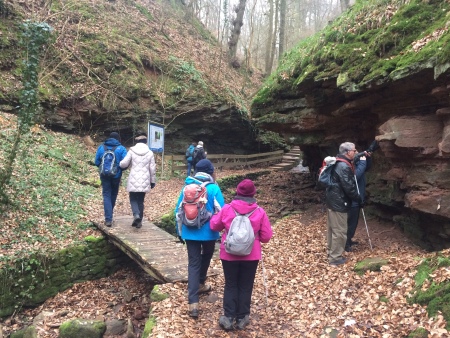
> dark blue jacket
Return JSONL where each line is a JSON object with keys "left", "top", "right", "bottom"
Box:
{"left": 94, "top": 138, "right": 127, "bottom": 179}
{"left": 352, "top": 156, "right": 372, "bottom": 207}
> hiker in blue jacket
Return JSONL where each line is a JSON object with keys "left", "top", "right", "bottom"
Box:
{"left": 185, "top": 142, "right": 196, "bottom": 176}
{"left": 346, "top": 140, "right": 379, "bottom": 251}
{"left": 94, "top": 132, "right": 127, "bottom": 227}
{"left": 174, "top": 159, "right": 225, "bottom": 319}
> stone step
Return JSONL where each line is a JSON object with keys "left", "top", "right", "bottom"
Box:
{"left": 269, "top": 163, "right": 297, "bottom": 171}
{"left": 282, "top": 156, "right": 299, "bottom": 161}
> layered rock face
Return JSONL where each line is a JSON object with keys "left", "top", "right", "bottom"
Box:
{"left": 38, "top": 98, "right": 261, "bottom": 154}
{"left": 253, "top": 65, "right": 450, "bottom": 250}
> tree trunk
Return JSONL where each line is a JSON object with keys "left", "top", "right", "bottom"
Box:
{"left": 245, "top": 0, "right": 258, "bottom": 69}
{"left": 228, "top": 0, "right": 247, "bottom": 65}
{"left": 264, "top": 0, "right": 274, "bottom": 74}
{"left": 340, "top": 0, "right": 350, "bottom": 12}
{"left": 278, "top": 0, "right": 286, "bottom": 61}
{"left": 268, "top": 0, "right": 279, "bottom": 70}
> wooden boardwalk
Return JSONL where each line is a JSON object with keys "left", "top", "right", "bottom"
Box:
{"left": 96, "top": 215, "right": 189, "bottom": 283}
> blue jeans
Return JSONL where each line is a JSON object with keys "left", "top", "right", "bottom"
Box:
{"left": 187, "top": 161, "right": 193, "bottom": 176}
{"left": 129, "top": 191, "right": 146, "bottom": 219}
{"left": 100, "top": 176, "right": 121, "bottom": 222}
{"left": 221, "top": 260, "right": 259, "bottom": 319}
{"left": 185, "top": 240, "right": 216, "bottom": 304}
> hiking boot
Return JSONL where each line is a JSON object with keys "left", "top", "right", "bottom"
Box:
{"left": 188, "top": 303, "right": 199, "bottom": 318}
{"left": 105, "top": 221, "right": 112, "bottom": 227}
{"left": 132, "top": 214, "right": 141, "bottom": 227}
{"left": 236, "top": 315, "right": 250, "bottom": 330}
{"left": 345, "top": 245, "right": 352, "bottom": 252}
{"left": 198, "top": 284, "right": 212, "bottom": 294}
{"left": 135, "top": 220, "right": 142, "bottom": 229}
{"left": 219, "top": 315, "right": 234, "bottom": 331}
{"left": 330, "top": 257, "right": 347, "bottom": 266}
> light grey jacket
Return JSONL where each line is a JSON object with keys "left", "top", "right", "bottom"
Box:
{"left": 119, "top": 143, "right": 156, "bottom": 192}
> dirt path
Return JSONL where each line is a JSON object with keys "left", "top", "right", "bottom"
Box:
{"left": 4, "top": 170, "right": 446, "bottom": 337}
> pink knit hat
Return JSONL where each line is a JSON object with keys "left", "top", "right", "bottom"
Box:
{"left": 236, "top": 179, "right": 256, "bottom": 197}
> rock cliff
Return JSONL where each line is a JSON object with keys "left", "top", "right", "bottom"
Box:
{"left": 252, "top": 0, "right": 450, "bottom": 249}
{"left": 0, "top": 0, "right": 265, "bottom": 154}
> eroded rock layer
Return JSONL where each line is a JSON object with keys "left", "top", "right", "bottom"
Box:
{"left": 253, "top": 64, "right": 450, "bottom": 250}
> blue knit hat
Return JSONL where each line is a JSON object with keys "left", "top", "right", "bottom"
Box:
{"left": 195, "top": 159, "right": 214, "bottom": 174}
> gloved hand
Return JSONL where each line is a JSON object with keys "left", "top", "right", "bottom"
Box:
{"left": 366, "top": 140, "right": 380, "bottom": 153}
{"left": 359, "top": 200, "right": 365, "bottom": 208}
{"left": 151, "top": 183, "right": 156, "bottom": 189}
{"left": 178, "top": 236, "right": 185, "bottom": 244}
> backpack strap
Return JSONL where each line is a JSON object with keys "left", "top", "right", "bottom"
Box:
{"left": 335, "top": 158, "right": 354, "bottom": 173}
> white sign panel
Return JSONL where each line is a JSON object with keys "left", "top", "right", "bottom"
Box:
{"left": 148, "top": 123, "right": 164, "bottom": 153}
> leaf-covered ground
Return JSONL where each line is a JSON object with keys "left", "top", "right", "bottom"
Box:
{"left": 2, "top": 167, "right": 449, "bottom": 337}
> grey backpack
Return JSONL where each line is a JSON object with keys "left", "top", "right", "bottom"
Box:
{"left": 224, "top": 207, "right": 259, "bottom": 256}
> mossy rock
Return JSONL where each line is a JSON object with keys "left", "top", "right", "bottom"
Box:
{"left": 142, "top": 315, "right": 157, "bottom": 338}
{"left": 354, "top": 257, "right": 388, "bottom": 275}
{"left": 59, "top": 319, "right": 106, "bottom": 338}
{"left": 407, "top": 327, "right": 429, "bottom": 338}
{"left": 150, "top": 285, "right": 169, "bottom": 302}
{"left": 10, "top": 325, "right": 37, "bottom": 338}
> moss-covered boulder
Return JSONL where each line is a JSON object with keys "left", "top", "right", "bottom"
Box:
{"left": 354, "top": 257, "right": 389, "bottom": 275}
{"left": 59, "top": 319, "right": 106, "bottom": 338}
{"left": 407, "top": 327, "right": 429, "bottom": 338}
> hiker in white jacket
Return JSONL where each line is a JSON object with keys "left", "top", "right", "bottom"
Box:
{"left": 119, "top": 132, "right": 156, "bottom": 228}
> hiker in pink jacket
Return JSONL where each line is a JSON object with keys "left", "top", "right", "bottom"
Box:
{"left": 210, "top": 179, "right": 273, "bottom": 331}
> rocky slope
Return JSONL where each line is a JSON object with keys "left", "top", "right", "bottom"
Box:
{"left": 251, "top": 0, "right": 450, "bottom": 249}
{"left": 0, "top": 0, "right": 266, "bottom": 153}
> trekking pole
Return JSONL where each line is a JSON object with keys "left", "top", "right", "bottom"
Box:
{"left": 354, "top": 175, "right": 373, "bottom": 251}
{"left": 260, "top": 251, "right": 269, "bottom": 308}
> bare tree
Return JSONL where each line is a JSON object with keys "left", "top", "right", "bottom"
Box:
{"left": 278, "top": 0, "right": 286, "bottom": 61}
{"left": 228, "top": 0, "right": 247, "bottom": 65}
{"left": 264, "top": 0, "right": 274, "bottom": 74}
{"left": 268, "top": 0, "right": 279, "bottom": 70}
{"left": 340, "top": 0, "right": 350, "bottom": 12}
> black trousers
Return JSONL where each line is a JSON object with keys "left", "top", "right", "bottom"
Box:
{"left": 129, "top": 191, "right": 146, "bottom": 219}
{"left": 186, "top": 240, "right": 216, "bottom": 304}
{"left": 221, "top": 259, "right": 259, "bottom": 320}
{"left": 347, "top": 206, "right": 361, "bottom": 246}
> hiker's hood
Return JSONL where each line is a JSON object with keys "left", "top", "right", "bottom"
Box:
{"left": 130, "top": 143, "right": 150, "bottom": 156}
{"left": 104, "top": 138, "right": 121, "bottom": 147}
{"left": 230, "top": 198, "right": 258, "bottom": 215}
{"left": 185, "top": 173, "right": 214, "bottom": 185}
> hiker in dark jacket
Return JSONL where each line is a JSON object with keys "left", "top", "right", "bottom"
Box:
{"left": 94, "top": 132, "right": 127, "bottom": 227}
{"left": 325, "top": 142, "right": 362, "bottom": 266}
{"left": 192, "top": 141, "right": 206, "bottom": 169}
{"left": 346, "top": 140, "right": 379, "bottom": 252}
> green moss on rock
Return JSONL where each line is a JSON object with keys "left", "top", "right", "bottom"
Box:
{"left": 407, "top": 327, "right": 429, "bottom": 338}
{"left": 59, "top": 319, "right": 106, "bottom": 338}
{"left": 253, "top": 0, "right": 450, "bottom": 107}
{"left": 354, "top": 257, "right": 388, "bottom": 275}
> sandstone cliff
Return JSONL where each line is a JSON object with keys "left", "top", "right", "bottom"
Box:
{"left": 0, "top": 0, "right": 266, "bottom": 154}
{"left": 252, "top": 0, "right": 450, "bottom": 249}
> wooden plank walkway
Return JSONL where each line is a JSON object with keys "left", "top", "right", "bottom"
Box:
{"left": 96, "top": 215, "right": 189, "bottom": 284}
